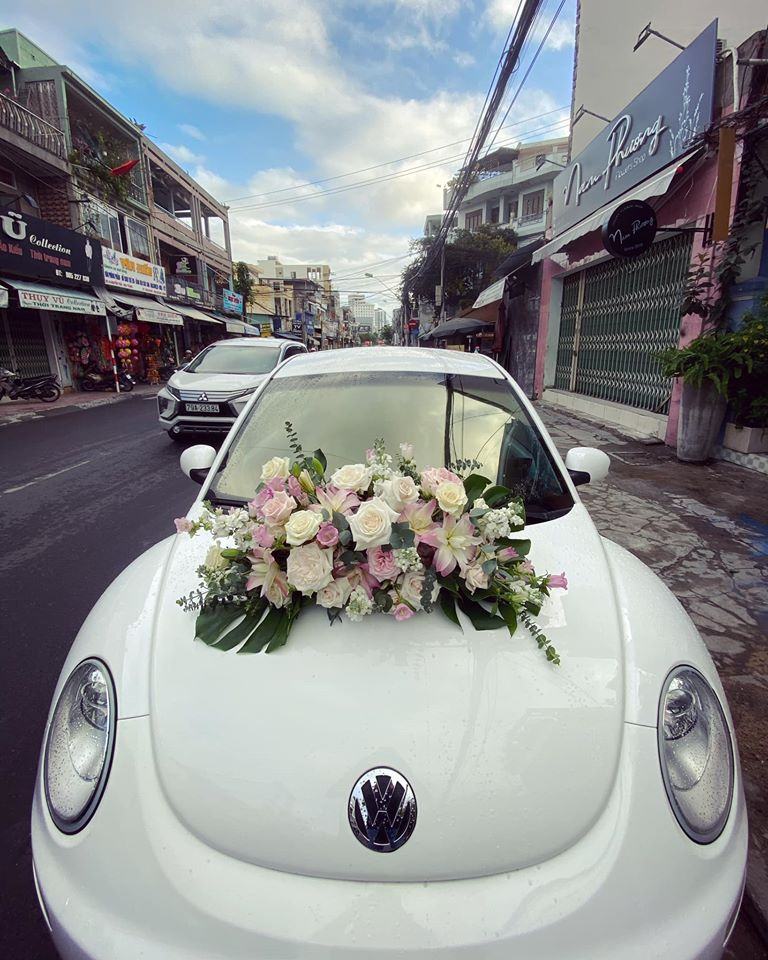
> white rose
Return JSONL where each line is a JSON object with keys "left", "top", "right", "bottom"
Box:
{"left": 204, "top": 543, "right": 228, "bottom": 571}
{"left": 315, "top": 576, "right": 353, "bottom": 609}
{"left": 330, "top": 463, "right": 372, "bottom": 492}
{"left": 463, "top": 562, "right": 489, "bottom": 594}
{"left": 286, "top": 542, "right": 334, "bottom": 595}
{"left": 379, "top": 474, "right": 420, "bottom": 512}
{"left": 348, "top": 497, "right": 399, "bottom": 550}
{"left": 284, "top": 509, "right": 322, "bottom": 546}
{"left": 260, "top": 456, "right": 290, "bottom": 481}
{"left": 435, "top": 480, "right": 468, "bottom": 516}
{"left": 399, "top": 570, "right": 439, "bottom": 609}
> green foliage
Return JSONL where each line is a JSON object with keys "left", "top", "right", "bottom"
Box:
{"left": 400, "top": 225, "right": 518, "bottom": 313}
{"left": 379, "top": 324, "right": 394, "bottom": 344}
{"left": 728, "top": 299, "right": 768, "bottom": 427}
{"left": 232, "top": 262, "right": 255, "bottom": 312}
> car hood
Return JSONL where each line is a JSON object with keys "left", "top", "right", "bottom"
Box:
{"left": 168, "top": 369, "right": 268, "bottom": 395}
{"left": 151, "top": 503, "right": 623, "bottom": 881}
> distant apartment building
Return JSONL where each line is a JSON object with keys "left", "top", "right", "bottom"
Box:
{"left": 373, "top": 306, "right": 388, "bottom": 334}
{"left": 251, "top": 256, "right": 334, "bottom": 344}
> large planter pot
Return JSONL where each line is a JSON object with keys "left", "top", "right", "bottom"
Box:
{"left": 723, "top": 422, "right": 768, "bottom": 454}
{"left": 677, "top": 381, "right": 727, "bottom": 463}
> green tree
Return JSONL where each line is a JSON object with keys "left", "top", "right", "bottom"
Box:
{"left": 379, "top": 324, "right": 394, "bottom": 344}
{"left": 400, "top": 225, "right": 517, "bottom": 314}
{"left": 232, "top": 261, "right": 255, "bottom": 315}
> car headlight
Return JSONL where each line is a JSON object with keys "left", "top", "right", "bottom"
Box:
{"left": 44, "top": 659, "right": 116, "bottom": 833}
{"left": 658, "top": 665, "right": 734, "bottom": 843}
{"left": 166, "top": 384, "right": 181, "bottom": 400}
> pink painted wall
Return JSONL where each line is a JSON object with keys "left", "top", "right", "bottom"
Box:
{"left": 533, "top": 148, "right": 743, "bottom": 447}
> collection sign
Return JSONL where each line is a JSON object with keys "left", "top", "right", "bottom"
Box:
{"left": 0, "top": 211, "right": 104, "bottom": 285}
{"left": 222, "top": 288, "right": 243, "bottom": 314}
{"left": 552, "top": 20, "right": 717, "bottom": 236}
{"left": 602, "top": 199, "right": 658, "bottom": 258}
{"left": 103, "top": 248, "right": 166, "bottom": 295}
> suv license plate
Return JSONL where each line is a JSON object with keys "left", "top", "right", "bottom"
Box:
{"left": 185, "top": 402, "right": 220, "bottom": 413}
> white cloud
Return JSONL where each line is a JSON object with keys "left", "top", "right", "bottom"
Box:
{"left": 178, "top": 122, "right": 206, "bottom": 141}
{"left": 159, "top": 142, "right": 206, "bottom": 167}
{"left": 453, "top": 51, "right": 476, "bottom": 67}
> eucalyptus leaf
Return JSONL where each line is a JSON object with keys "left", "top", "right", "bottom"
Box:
{"left": 332, "top": 511, "right": 350, "bottom": 531}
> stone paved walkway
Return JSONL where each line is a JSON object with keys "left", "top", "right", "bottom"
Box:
{"left": 537, "top": 402, "right": 768, "bottom": 939}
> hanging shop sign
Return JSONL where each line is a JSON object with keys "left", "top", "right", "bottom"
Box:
{"left": 172, "top": 255, "right": 197, "bottom": 276}
{"left": 222, "top": 288, "right": 244, "bottom": 314}
{"left": 103, "top": 248, "right": 166, "bottom": 295}
{"left": 0, "top": 211, "right": 104, "bottom": 284}
{"left": 292, "top": 314, "right": 304, "bottom": 335}
{"left": 552, "top": 20, "right": 717, "bottom": 236}
{"left": 601, "top": 199, "right": 658, "bottom": 258}
{"left": 17, "top": 287, "right": 106, "bottom": 315}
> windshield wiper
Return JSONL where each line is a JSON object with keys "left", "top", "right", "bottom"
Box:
{"left": 204, "top": 491, "right": 249, "bottom": 508}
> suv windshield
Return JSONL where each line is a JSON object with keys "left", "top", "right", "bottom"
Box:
{"left": 186, "top": 344, "right": 281, "bottom": 375}
{"left": 212, "top": 371, "right": 572, "bottom": 520}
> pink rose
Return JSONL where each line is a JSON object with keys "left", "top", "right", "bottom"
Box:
{"left": 393, "top": 603, "right": 415, "bottom": 621}
{"left": 287, "top": 474, "right": 309, "bottom": 506}
{"left": 421, "top": 466, "right": 462, "bottom": 495}
{"left": 248, "top": 478, "right": 285, "bottom": 516}
{"left": 316, "top": 521, "right": 340, "bottom": 548}
{"left": 367, "top": 545, "right": 399, "bottom": 582}
{"left": 259, "top": 490, "right": 297, "bottom": 528}
{"left": 548, "top": 572, "right": 568, "bottom": 590}
{"left": 251, "top": 524, "right": 274, "bottom": 548}
{"left": 174, "top": 517, "right": 192, "bottom": 533}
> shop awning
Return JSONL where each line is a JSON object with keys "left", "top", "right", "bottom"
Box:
{"left": 2, "top": 278, "right": 106, "bottom": 316}
{"left": 212, "top": 314, "right": 260, "bottom": 336}
{"left": 420, "top": 317, "right": 494, "bottom": 340}
{"left": 532, "top": 151, "right": 702, "bottom": 264}
{"left": 112, "top": 292, "right": 183, "bottom": 326}
{"left": 170, "top": 302, "right": 224, "bottom": 325}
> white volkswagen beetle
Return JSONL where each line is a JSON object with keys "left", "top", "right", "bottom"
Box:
{"left": 33, "top": 348, "right": 746, "bottom": 959}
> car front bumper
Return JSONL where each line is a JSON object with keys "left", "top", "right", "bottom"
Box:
{"left": 157, "top": 392, "right": 241, "bottom": 436}
{"left": 32, "top": 719, "right": 747, "bottom": 960}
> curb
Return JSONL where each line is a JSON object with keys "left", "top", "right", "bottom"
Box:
{"left": 0, "top": 390, "right": 152, "bottom": 427}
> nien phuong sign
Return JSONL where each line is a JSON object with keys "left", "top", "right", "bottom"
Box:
{"left": 552, "top": 21, "right": 717, "bottom": 236}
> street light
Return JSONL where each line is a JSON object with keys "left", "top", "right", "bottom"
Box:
{"left": 535, "top": 156, "right": 568, "bottom": 171}
{"left": 633, "top": 23, "right": 685, "bottom": 53}
{"left": 572, "top": 104, "right": 611, "bottom": 126}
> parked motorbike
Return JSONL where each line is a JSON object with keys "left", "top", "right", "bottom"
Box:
{"left": 80, "top": 368, "right": 135, "bottom": 393}
{"left": 0, "top": 368, "right": 62, "bottom": 403}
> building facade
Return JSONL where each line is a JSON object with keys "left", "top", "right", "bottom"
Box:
{"left": 0, "top": 28, "right": 239, "bottom": 390}
{"left": 533, "top": 7, "right": 768, "bottom": 462}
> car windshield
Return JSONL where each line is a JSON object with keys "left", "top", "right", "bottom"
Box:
{"left": 211, "top": 371, "right": 572, "bottom": 520}
{"left": 186, "top": 344, "right": 281, "bottom": 375}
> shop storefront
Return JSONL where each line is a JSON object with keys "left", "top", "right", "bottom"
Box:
{"left": 0, "top": 211, "right": 109, "bottom": 389}
{"left": 533, "top": 22, "right": 721, "bottom": 443}
{"left": 172, "top": 303, "right": 224, "bottom": 353}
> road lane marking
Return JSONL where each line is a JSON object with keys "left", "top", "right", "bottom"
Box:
{"left": 3, "top": 459, "right": 92, "bottom": 494}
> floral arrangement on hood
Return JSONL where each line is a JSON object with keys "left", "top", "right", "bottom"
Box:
{"left": 175, "top": 423, "right": 565, "bottom": 663}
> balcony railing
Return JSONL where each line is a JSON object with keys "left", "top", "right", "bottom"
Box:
{"left": 0, "top": 92, "right": 66, "bottom": 158}
{"left": 165, "top": 277, "right": 214, "bottom": 308}
{"left": 519, "top": 211, "right": 544, "bottom": 225}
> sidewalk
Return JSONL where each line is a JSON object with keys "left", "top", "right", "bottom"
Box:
{"left": 537, "top": 401, "right": 768, "bottom": 938}
{"left": 0, "top": 383, "right": 158, "bottom": 426}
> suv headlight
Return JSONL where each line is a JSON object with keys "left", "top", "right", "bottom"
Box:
{"left": 44, "top": 659, "right": 116, "bottom": 833}
{"left": 658, "top": 665, "right": 734, "bottom": 843}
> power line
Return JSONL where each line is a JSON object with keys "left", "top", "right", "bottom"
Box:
{"left": 228, "top": 117, "right": 568, "bottom": 214}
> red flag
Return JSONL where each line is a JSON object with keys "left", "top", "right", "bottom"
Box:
{"left": 110, "top": 158, "right": 140, "bottom": 177}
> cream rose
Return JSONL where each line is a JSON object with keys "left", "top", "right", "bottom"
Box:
{"left": 284, "top": 509, "right": 322, "bottom": 546}
{"left": 379, "top": 474, "right": 420, "bottom": 512}
{"left": 315, "top": 576, "right": 353, "bottom": 609}
{"left": 286, "top": 542, "right": 334, "bottom": 595}
{"left": 260, "top": 456, "right": 290, "bottom": 481}
{"left": 463, "top": 562, "right": 489, "bottom": 594}
{"left": 263, "top": 565, "right": 291, "bottom": 607}
{"left": 399, "top": 570, "right": 439, "bottom": 609}
{"left": 204, "top": 543, "right": 228, "bottom": 571}
{"left": 435, "top": 480, "right": 468, "bottom": 517}
{"left": 348, "top": 497, "right": 399, "bottom": 550}
{"left": 259, "top": 491, "right": 296, "bottom": 528}
{"left": 330, "top": 463, "right": 372, "bottom": 493}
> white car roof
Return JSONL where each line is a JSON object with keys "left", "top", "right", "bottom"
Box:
{"left": 214, "top": 337, "right": 294, "bottom": 348}
{"left": 273, "top": 347, "right": 502, "bottom": 379}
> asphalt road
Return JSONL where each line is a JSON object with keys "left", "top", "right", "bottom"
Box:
{"left": 0, "top": 396, "right": 197, "bottom": 959}
{"left": 0, "top": 396, "right": 764, "bottom": 959}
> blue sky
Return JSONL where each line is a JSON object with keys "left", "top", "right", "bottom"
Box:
{"left": 4, "top": 0, "right": 576, "bottom": 309}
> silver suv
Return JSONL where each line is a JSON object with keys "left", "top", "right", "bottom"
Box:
{"left": 157, "top": 337, "right": 307, "bottom": 440}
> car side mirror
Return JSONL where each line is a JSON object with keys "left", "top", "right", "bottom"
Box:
{"left": 180, "top": 444, "right": 217, "bottom": 484}
{"left": 565, "top": 446, "right": 610, "bottom": 486}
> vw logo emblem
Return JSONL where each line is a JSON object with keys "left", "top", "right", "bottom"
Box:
{"left": 198, "top": 392, "right": 209, "bottom": 401}
{"left": 348, "top": 767, "right": 417, "bottom": 852}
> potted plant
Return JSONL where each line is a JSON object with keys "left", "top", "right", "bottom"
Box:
{"left": 658, "top": 319, "right": 762, "bottom": 462}
{"left": 723, "top": 301, "right": 768, "bottom": 454}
